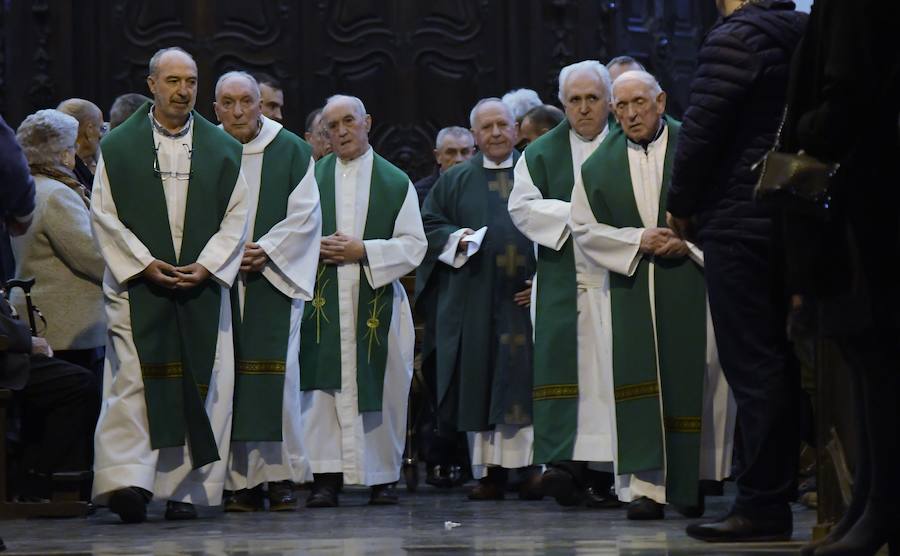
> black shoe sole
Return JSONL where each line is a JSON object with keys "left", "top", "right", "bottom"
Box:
{"left": 541, "top": 472, "right": 583, "bottom": 507}
{"left": 108, "top": 488, "right": 147, "bottom": 524}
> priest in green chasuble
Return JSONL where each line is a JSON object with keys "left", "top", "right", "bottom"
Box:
{"left": 570, "top": 71, "right": 735, "bottom": 520}
{"left": 299, "top": 95, "right": 426, "bottom": 507}
{"left": 416, "top": 98, "right": 539, "bottom": 500}
{"left": 509, "top": 60, "right": 619, "bottom": 508}
{"left": 212, "top": 72, "right": 322, "bottom": 512}
{"left": 91, "top": 47, "right": 250, "bottom": 523}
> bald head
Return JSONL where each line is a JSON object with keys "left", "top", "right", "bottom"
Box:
{"left": 612, "top": 70, "right": 662, "bottom": 100}
{"left": 611, "top": 70, "right": 666, "bottom": 144}
{"left": 56, "top": 98, "right": 103, "bottom": 163}
{"left": 322, "top": 94, "right": 371, "bottom": 161}
{"left": 147, "top": 47, "right": 198, "bottom": 130}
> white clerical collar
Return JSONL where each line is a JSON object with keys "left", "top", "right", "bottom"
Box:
{"left": 239, "top": 115, "right": 281, "bottom": 155}
{"left": 338, "top": 145, "right": 373, "bottom": 167}
{"left": 482, "top": 153, "right": 514, "bottom": 169}
{"left": 149, "top": 105, "right": 193, "bottom": 139}
{"left": 627, "top": 119, "right": 667, "bottom": 152}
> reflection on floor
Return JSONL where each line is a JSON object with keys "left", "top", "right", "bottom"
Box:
{"left": 0, "top": 483, "right": 815, "bottom": 555}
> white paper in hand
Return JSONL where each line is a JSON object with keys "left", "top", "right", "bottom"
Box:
{"left": 460, "top": 226, "right": 487, "bottom": 257}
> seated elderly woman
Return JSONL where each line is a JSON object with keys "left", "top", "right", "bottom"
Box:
{"left": 10, "top": 109, "right": 106, "bottom": 376}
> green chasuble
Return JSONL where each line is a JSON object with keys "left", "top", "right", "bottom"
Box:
{"left": 100, "top": 103, "right": 241, "bottom": 469}
{"left": 415, "top": 152, "right": 536, "bottom": 432}
{"left": 580, "top": 117, "right": 707, "bottom": 506}
{"left": 231, "top": 129, "right": 313, "bottom": 442}
{"left": 299, "top": 151, "right": 409, "bottom": 412}
{"left": 522, "top": 120, "right": 580, "bottom": 463}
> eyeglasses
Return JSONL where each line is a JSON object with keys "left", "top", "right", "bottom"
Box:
{"left": 153, "top": 143, "right": 193, "bottom": 181}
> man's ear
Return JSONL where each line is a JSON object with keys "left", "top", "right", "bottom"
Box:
{"left": 146, "top": 75, "right": 156, "bottom": 96}
{"left": 433, "top": 148, "right": 440, "bottom": 163}
{"left": 364, "top": 114, "right": 373, "bottom": 132}
{"left": 657, "top": 91, "right": 667, "bottom": 114}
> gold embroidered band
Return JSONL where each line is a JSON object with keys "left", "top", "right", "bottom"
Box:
{"left": 237, "top": 360, "right": 287, "bottom": 374}
{"left": 614, "top": 380, "right": 660, "bottom": 402}
{"left": 533, "top": 384, "right": 579, "bottom": 401}
{"left": 665, "top": 416, "right": 702, "bottom": 433}
{"left": 141, "top": 362, "right": 183, "bottom": 379}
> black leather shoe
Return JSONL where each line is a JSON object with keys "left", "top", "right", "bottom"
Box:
{"left": 627, "top": 496, "right": 665, "bottom": 520}
{"left": 686, "top": 512, "right": 792, "bottom": 543}
{"left": 108, "top": 486, "right": 150, "bottom": 524}
{"left": 518, "top": 470, "right": 544, "bottom": 501}
{"left": 675, "top": 495, "right": 705, "bottom": 518}
{"left": 369, "top": 483, "right": 399, "bottom": 505}
{"left": 584, "top": 487, "right": 622, "bottom": 509}
{"left": 306, "top": 474, "right": 340, "bottom": 508}
{"left": 267, "top": 480, "right": 298, "bottom": 511}
{"left": 164, "top": 500, "right": 197, "bottom": 521}
{"left": 224, "top": 486, "right": 265, "bottom": 512}
{"left": 541, "top": 467, "right": 584, "bottom": 507}
{"left": 467, "top": 481, "right": 505, "bottom": 500}
{"left": 426, "top": 465, "right": 457, "bottom": 489}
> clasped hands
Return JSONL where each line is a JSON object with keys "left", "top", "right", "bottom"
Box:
{"left": 320, "top": 230, "right": 366, "bottom": 265}
{"left": 640, "top": 227, "right": 690, "bottom": 258}
{"left": 142, "top": 260, "right": 210, "bottom": 289}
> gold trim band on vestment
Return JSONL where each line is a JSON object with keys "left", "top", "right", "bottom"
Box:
{"left": 237, "top": 360, "right": 287, "bottom": 374}
{"left": 533, "top": 384, "right": 579, "bottom": 401}
{"left": 141, "top": 362, "right": 183, "bottom": 379}
{"left": 197, "top": 383, "right": 209, "bottom": 398}
{"left": 614, "top": 380, "right": 660, "bottom": 402}
{"left": 665, "top": 416, "right": 702, "bottom": 433}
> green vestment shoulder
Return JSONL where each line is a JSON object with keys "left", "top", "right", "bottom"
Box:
{"left": 522, "top": 120, "right": 581, "bottom": 463}
{"left": 232, "top": 128, "right": 313, "bottom": 442}
{"left": 100, "top": 102, "right": 242, "bottom": 469}
{"left": 300, "top": 151, "right": 409, "bottom": 412}
{"left": 579, "top": 116, "right": 707, "bottom": 506}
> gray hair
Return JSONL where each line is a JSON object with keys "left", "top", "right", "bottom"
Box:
{"left": 148, "top": 46, "right": 195, "bottom": 77}
{"left": 15, "top": 109, "right": 79, "bottom": 166}
{"left": 56, "top": 98, "right": 102, "bottom": 127}
{"left": 324, "top": 94, "right": 367, "bottom": 119}
{"left": 611, "top": 70, "right": 663, "bottom": 102}
{"left": 501, "top": 89, "right": 543, "bottom": 122}
{"left": 215, "top": 70, "right": 260, "bottom": 100}
{"left": 607, "top": 55, "right": 646, "bottom": 72}
{"left": 557, "top": 60, "right": 612, "bottom": 103}
{"left": 435, "top": 126, "right": 474, "bottom": 150}
{"left": 469, "top": 97, "right": 513, "bottom": 128}
{"left": 109, "top": 93, "right": 151, "bottom": 129}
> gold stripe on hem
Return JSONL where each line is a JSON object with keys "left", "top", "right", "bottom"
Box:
{"left": 665, "top": 416, "right": 701, "bottom": 433}
{"left": 141, "top": 362, "right": 183, "bottom": 379}
{"left": 237, "top": 360, "right": 287, "bottom": 374}
{"left": 614, "top": 380, "right": 660, "bottom": 402}
{"left": 533, "top": 384, "right": 579, "bottom": 401}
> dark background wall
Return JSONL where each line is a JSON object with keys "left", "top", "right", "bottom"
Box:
{"left": 0, "top": 0, "right": 717, "bottom": 181}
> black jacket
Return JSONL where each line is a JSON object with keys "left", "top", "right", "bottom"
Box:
{"left": 414, "top": 167, "right": 440, "bottom": 208}
{"left": 667, "top": 0, "right": 807, "bottom": 244}
{"left": 0, "top": 297, "right": 31, "bottom": 390}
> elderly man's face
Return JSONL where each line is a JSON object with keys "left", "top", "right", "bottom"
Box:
{"left": 305, "top": 113, "right": 333, "bottom": 160}
{"left": 82, "top": 109, "right": 104, "bottom": 158}
{"left": 613, "top": 78, "right": 666, "bottom": 144}
{"left": 563, "top": 71, "right": 609, "bottom": 140}
{"left": 323, "top": 99, "right": 371, "bottom": 161}
{"left": 518, "top": 115, "right": 548, "bottom": 148}
{"left": 435, "top": 134, "right": 474, "bottom": 172}
{"left": 214, "top": 76, "right": 262, "bottom": 144}
{"left": 472, "top": 101, "right": 516, "bottom": 164}
{"left": 147, "top": 51, "right": 197, "bottom": 124}
{"left": 260, "top": 83, "right": 284, "bottom": 122}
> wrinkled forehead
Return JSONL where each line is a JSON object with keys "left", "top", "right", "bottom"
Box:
{"left": 612, "top": 77, "right": 656, "bottom": 101}
{"left": 474, "top": 101, "right": 513, "bottom": 127}
{"left": 440, "top": 134, "right": 474, "bottom": 150}
{"left": 563, "top": 70, "right": 605, "bottom": 98}
{"left": 323, "top": 99, "right": 363, "bottom": 124}
{"left": 218, "top": 76, "right": 258, "bottom": 100}
{"left": 155, "top": 52, "right": 198, "bottom": 80}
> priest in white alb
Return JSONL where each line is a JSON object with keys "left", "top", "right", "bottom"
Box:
{"left": 299, "top": 95, "right": 426, "bottom": 507}
{"left": 509, "top": 60, "right": 619, "bottom": 508}
{"left": 212, "top": 71, "right": 321, "bottom": 513}
{"left": 90, "top": 47, "right": 249, "bottom": 523}
{"left": 569, "top": 70, "right": 735, "bottom": 520}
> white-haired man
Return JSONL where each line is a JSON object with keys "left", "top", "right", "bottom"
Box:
{"left": 502, "top": 88, "right": 543, "bottom": 149}
{"left": 509, "top": 60, "right": 619, "bottom": 509}
{"left": 91, "top": 46, "right": 249, "bottom": 523}
{"left": 212, "top": 71, "right": 322, "bottom": 513}
{"left": 416, "top": 98, "right": 541, "bottom": 501}
{"left": 299, "top": 94, "right": 426, "bottom": 507}
{"left": 570, "top": 70, "right": 735, "bottom": 520}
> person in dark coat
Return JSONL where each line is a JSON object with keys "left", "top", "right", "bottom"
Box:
{"left": 414, "top": 126, "right": 474, "bottom": 207}
{"left": 778, "top": 2, "right": 900, "bottom": 555}
{"left": 665, "top": 0, "right": 807, "bottom": 543}
{"left": 0, "top": 116, "right": 36, "bottom": 282}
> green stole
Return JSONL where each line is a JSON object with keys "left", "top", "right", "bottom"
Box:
{"left": 523, "top": 120, "right": 580, "bottom": 463}
{"left": 231, "top": 129, "right": 312, "bottom": 441}
{"left": 100, "top": 103, "right": 241, "bottom": 468}
{"left": 299, "top": 151, "right": 409, "bottom": 412}
{"left": 580, "top": 117, "right": 707, "bottom": 506}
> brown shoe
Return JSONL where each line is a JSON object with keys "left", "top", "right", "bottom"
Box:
{"left": 467, "top": 480, "right": 505, "bottom": 501}
{"left": 267, "top": 480, "right": 298, "bottom": 511}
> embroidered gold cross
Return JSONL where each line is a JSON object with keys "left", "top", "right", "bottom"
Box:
{"left": 364, "top": 287, "right": 387, "bottom": 363}
{"left": 496, "top": 244, "right": 526, "bottom": 277}
{"left": 309, "top": 264, "right": 330, "bottom": 343}
{"left": 500, "top": 333, "right": 527, "bottom": 356}
{"left": 487, "top": 172, "right": 513, "bottom": 199}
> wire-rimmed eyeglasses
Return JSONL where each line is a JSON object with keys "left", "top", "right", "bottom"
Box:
{"left": 153, "top": 143, "right": 193, "bottom": 181}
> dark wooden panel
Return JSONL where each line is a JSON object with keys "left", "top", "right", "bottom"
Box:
{"left": 0, "top": 0, "right": 717, "bottom": 181}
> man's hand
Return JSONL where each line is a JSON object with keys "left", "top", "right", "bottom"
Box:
{"left": 639, "top": 228, "right": 675, "bottom": 255}
{"left": 513, "top": 279, "right": 533, "bottom": 307}
{"left": 240, "top": 242, "right": 268, "bottom": 273}
{"left": 6, "top": 215, "right": 33, "bottom": 237}
{"left": 666, "top": 211, "right": 693, "bottom": 241}
{"left": 142, "top": 259, "right": 180, "bottom": 289}
{"left": 655, "top": 237, "right": 690, "bottom": 259}
{"left": 456, "top": 228, "right": 475, "bottom": 253}
{"left": 31, "top": 336, "right": 53, "bottom": 358}
{"left": 320, "top": 231, "right": 366, "bottom": 265}
{"left": 174, "top": 263, "right": 211, "bottom": 289}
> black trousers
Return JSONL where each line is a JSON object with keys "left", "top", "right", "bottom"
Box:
{"left": 703, "top": 239, "right": 800, "bottom": 514}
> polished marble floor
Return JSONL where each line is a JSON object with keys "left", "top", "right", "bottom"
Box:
{"left": 0, "top": 482, "right": 815, "bottom": 555}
